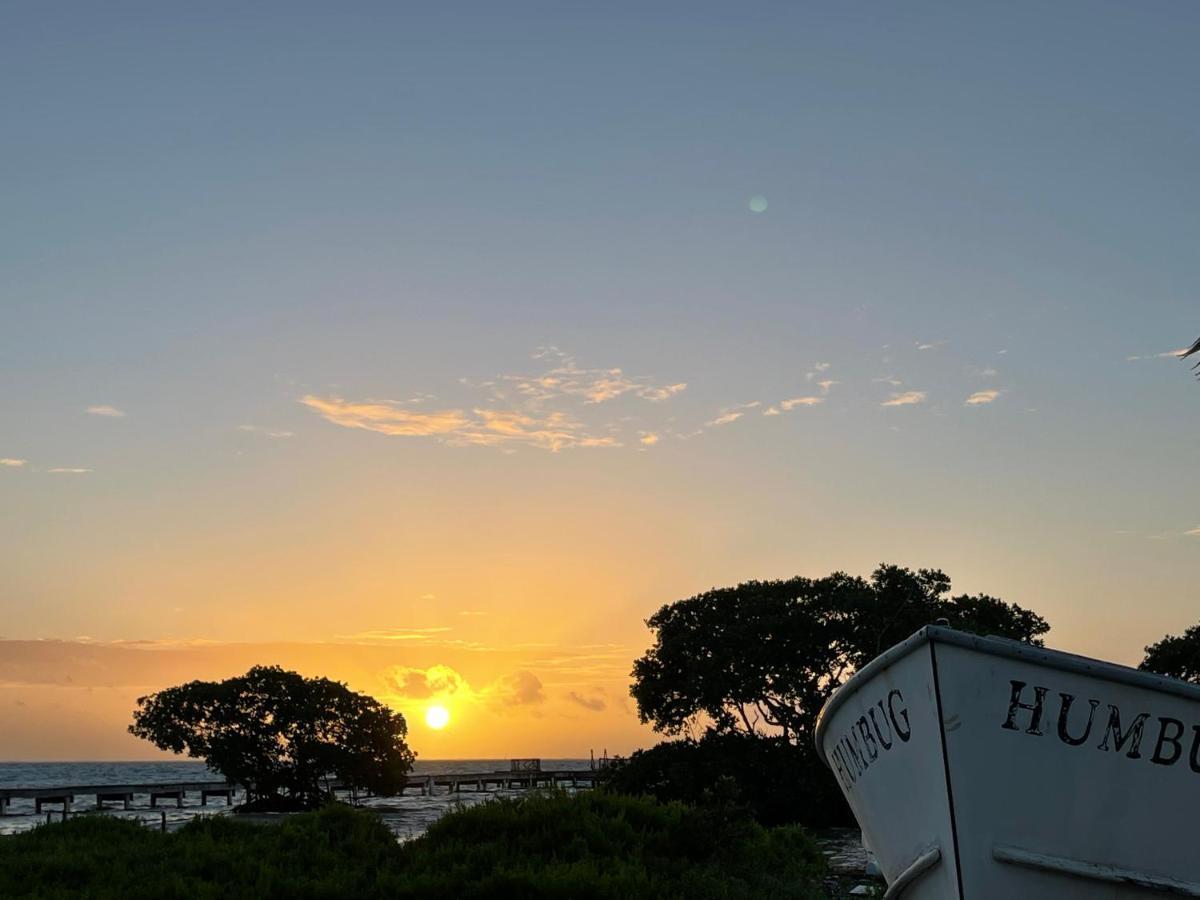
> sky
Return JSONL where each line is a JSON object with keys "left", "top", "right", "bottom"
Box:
{"left": 2, "top": 1, "right": 1198, "bottom": 761}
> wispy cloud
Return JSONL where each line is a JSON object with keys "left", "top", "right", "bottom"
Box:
{"left": 707, "top": 401, "right": 761, "bottom": 427}
{"left": 917, "top": 340, "right": 948, "bottom": 351}
{"left": 86, "top": 405, "right": 126, "bottom": 418}
{"left": 965, "top": 390, "right": 1002, "bottom": 406}
{"left": 502, "top": 347, "right": 686, "bottom": 405}
{"left": 301, "top": 396, "right": 470, "bottom": 437}
{"left": 882, "top": 391, "right": 927, "bottom": 407}
{"left": 805, "top": 362, "right": 832, "bottom": 382}
{"left": 239, "top": 425, "right": 294, "bottom": 439}
{"left": 817, "top": 379, "right": 839, "bottom": 393}
{"left": 0, "top": 458, "right": 27, "bottom": 468}
{"left": 1186, "top": 528, "right": 1200, "bottom": 537}
{"left": 780, "top": 396, "right": 824, "bottom": 411}
{"left": 303, "top": 349, "right": 685, "bottom": 452}
{"left": 567, "top": 690, "right": 606, "bottom": 712}
{"left": 639, "top": 432, "right": 659, "bottom": 446}
{"left": 47, "top": 467, "right": 92, "bottom": 474}
{"left": 337, "top": 627, "right": 453, "bottom": 643}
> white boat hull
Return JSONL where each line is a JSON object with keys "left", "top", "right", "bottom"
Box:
{"left": 815, "top": 627, "right": 1200, "bottom": 899}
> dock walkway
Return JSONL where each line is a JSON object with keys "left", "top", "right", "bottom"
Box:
{"left": 0, "top": 769, "right": 599, "bottom": 815}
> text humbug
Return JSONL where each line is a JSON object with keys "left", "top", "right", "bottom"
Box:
{"left": 1003, "top": 680, "right": 1200, "bottom": 771}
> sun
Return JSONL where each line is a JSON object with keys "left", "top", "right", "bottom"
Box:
{"left": 424, "top": 704, "right": 450, "bottom": 730}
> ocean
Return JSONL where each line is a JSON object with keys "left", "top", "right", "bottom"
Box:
{"left": 0, "top": 759, "right": 595, "bottom": 839}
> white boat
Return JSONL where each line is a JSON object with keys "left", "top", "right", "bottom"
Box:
{"left": 815, "top": 626, "right": 1200, "bottom": 899}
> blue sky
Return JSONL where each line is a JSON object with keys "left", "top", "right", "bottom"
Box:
{"left": 1, "top": 2, "right": 1198, "bottom": 755}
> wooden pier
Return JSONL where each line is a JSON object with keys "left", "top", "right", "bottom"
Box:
{"left": 0, "top": 781, "right": 239, "bottom": 816}
{"left": 0, "top": 768, "right": 598, "bottom": 816}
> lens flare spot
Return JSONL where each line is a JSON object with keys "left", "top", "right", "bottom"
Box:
{"left": 748, "top": 195, "right": 768, "bottom": 213}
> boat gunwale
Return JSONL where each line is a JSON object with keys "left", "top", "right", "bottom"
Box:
{"left": 813, "top": 625, "right": 1200, "bottom": 765}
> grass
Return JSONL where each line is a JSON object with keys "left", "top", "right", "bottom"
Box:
{"left": 0, "top": 791, "right": 828, "bottom": 899}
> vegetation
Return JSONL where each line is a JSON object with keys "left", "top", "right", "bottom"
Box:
{"left": 129, "top": 666, "right": 414, "bottom": 809}
{"left": 618, "top": 564, "right": 1048, "bottom": 827}
{"left": 1141, "top": 623, "right": 1200, "bottom": 683}
{"left": 601, "top": 731, "right": 851, "bottom": 827}
{"left": 631, "top": 564, "right": 1048, "bottom": 746}
{"left": 0, "top": 793, "right": 828, "bottom": 900}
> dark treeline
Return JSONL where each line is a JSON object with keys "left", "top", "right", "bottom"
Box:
{"left": 608, "top": 563, "right": 1200, "bottom": 829}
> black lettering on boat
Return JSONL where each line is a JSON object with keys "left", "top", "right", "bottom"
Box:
{"left": 856, "top": 717, "right": 879, "bottom": 761}
{"left": 1098, "top": 706, "right": 1150, "bottom": 759}
{"left": 1151, "top": 718, "right": 1185, "bottom": 766}
{"left": 1056, "top": 693, "right": 1100, "bottom": 746}
{"left": 829, "top": 689, "right": 913, "bottom": 791}
{"left": 869, "top": 703, "right": 893, "bottom": 750}
{"left": 845, "top": 728, "right": 867, "bottom": 772}
{"left": 1001, "top": 681, "right": 1047, "bottom": 735}
{"left": 888, "top": 690, "right": 912, "bottom": 742}
{"left": 830, "top": 746, "right": 853, "bottom": 788}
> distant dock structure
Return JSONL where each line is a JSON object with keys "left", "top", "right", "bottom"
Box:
{"left": 0, "top": 759, "right": 603, "bottom": 818}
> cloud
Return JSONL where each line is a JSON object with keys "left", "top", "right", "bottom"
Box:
{"left": 763, "top": 407, "right": 780, "bottom": 416}
{"left": 881, "top": 391, "right": 927, "bottom": 407}
{"left": 301, "top": 350, "right": 684, "bottom": 452}
{"left": 805, "top": 362, "right": 832, "bottom": 382}
{"left": 1186, "top": 528, "right": 1200, "bottom": 537}
{"left": 779, "top": 396, "right": 824, "bottom": 411}
{"left": 47, "top": 467, "right": 92, "bottom": 474}
{"left": 384, "top": 664, "right": 465, "bottom": 699}
{"left": 916, "top": 340, "right": 948, "bottom": 351}
{"left": 383, "top": 664, "right": 545, "bottom": 709}
{"left": 709, "top": 411, "right": 744, "bottom": 426}
{"left": 567, "top": 691, "right": 606, "bottom": 712}
{"left": 817, "top": 379, "right": 839, "bottom": 393}
{"left": 873, "top": 376, "right": 903, "bottom": 387}
{"left": 458, "top": 610, "right": 487, "bottom": 617}
{"left": 708, "top": 401, "right": 761, "bottom": 427}
{"left": 339, "top": 627, "right": 452, "bottom": 643}
{"left": 489, "top": 670, "right": 545, "bottom": 706}
{"left": 965, "top": 390, "right": 1002, "bottom": 406}
{"left": 0, "top": 459, "right": 26, "bottom": 468}
{"left": 639, "top": 432, "right": 659, "bottom": 446}
{"left": 300, "top": 396, "right": 470, "bottom": 436}
{"left": 239, "top": 425, "right": 294, "bottom": 438}
{"left": 507, "top": 348, "right": 686, "bottom": 405}
{"left": 86, "top": 405, "right": 125, "bottom": 418}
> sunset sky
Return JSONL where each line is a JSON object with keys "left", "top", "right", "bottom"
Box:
{"left": 3, "top": 2, "right": 1198, "bottom": 760}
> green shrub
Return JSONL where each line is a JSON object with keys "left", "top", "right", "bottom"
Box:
{"left": 601, "top": 730, "right": 853, "bottom": 828}
{"left": 0, "top": 793, "right": 826, "bottom": 899}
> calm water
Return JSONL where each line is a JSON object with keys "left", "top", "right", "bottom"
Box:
{"left": 0, "top": 759, "right": 594, "bottom": 838}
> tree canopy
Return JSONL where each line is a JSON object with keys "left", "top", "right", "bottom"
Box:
{"left": 130, "top": 665, "right": 415, "bottom": 807}
{"left": 630, "top": 564, "right": 1049, "bottom": 746}
{"left": 1140, "top": 624, "right": 1200, "bottom": 683}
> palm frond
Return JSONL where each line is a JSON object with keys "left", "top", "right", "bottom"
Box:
{"left": 1184, "top": 336, "right": 1200, "bottom": 377}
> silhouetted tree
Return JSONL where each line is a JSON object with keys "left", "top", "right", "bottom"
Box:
{"left": 1140, "top": 624, "right": 1200, "bottom": 683}
{"left": 130, "top": 666, "right": 414, "bottom": 808}
{"left": 631, "top": 564, "right": 1049, "bottom": 746}
{"left": 602, "top": 731, "right": 852, "bottom": 827}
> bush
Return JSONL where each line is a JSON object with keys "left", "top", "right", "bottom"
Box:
{"left": 0, "top": 793, "right": 827, "bottom": 899}
{"left": 601, "top": 730, "right": 853, "bottom": 828}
